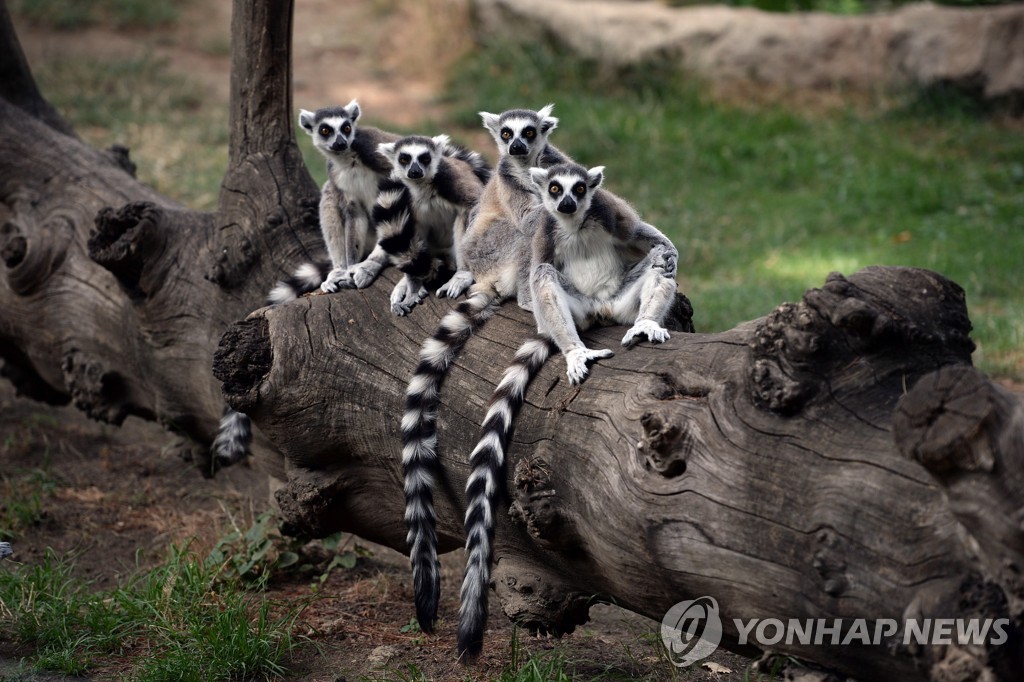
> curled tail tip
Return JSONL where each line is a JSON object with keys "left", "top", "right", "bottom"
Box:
{"left": 265, "top": 261, "right": 329, "bottom": 306}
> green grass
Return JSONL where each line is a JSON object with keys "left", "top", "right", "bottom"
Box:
{"left": 0, "top": 467, "right": 58, "bottom": 541}
{"left": 444, "top": 42, "right": 1024, "bottom": 379}
{"left": 0, "top": 545, "right": 306, "bottom": 678}
{"left": 32, "top": 54, "right": 228, "bottom": 210}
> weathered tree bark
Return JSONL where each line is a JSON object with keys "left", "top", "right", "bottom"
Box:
{"left": 0, "top": 0, "right": 321, "bottom": 477}
{"left": 2, "top": 1, "right": 1022, "bottom": 680}
{"left": 215, "top": 265, "right": 1022, "bottom": 681}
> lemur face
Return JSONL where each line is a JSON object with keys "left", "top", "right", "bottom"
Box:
{"left": 377, "top": 135, "right": 448, "bottom": 183}
{"left": 480, "top": 105, "right": 558, "bottom": 161}
{"left": 530, "top": 163, "right": 604, "bottom": 220}
{"left": 298, "top": 100, "right": 361, "bottom": 157}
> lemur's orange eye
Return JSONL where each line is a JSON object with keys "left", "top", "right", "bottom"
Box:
{"left": 549, "top": 184, "right": 561, "bottom": 195}
{"left": 341, "top": 124, "right": 352, "bottom": 134}
{"left": 523, "top": 127, "right": 536, "bottom": 139}
{"left": 318, "top": 125, "right": 331, "bottom": 137}
{"left": 573, "top": 183, "right": 586, "bottom": 196}
{"left": 500, "top": 129, "right": 512, "bottom": 140}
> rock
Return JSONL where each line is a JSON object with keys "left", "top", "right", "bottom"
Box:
{"left": 471, "top": 0, "right": 1024, "bottom": 110}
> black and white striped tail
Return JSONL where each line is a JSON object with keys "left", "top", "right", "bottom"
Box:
{"left": 403, "top": 290, "right": 500, "bottom": 633}
{"left": 211, "top": 407, "right": 252, "bottom": 467}
{"left": 265, "top": 259, "right": 331, "bottom": 306}
{"left": 213, "top": 261, "right": 329, "bottom": 468}
{"left": 457, "top": 335, "right": 553, "bottom": 659}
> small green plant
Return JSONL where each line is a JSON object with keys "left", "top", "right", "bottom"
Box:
{"left": 207, "top": 510, "right": 372, "bottom": 588}
{"left": 0, "top": 468, "right": 58, "bottom": 540}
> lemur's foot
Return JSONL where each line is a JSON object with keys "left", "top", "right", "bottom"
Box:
{"left": 622, "top": 319, "right": 670, "bottom": 346}
{"left": 390, "top": 277, "right": 428, "bottom": 316}
{"left": 565, "top": 347, "right": 614, "bottom": 385}
{"left": 352, "top": 261, "right": 383, "bottom": 289}
{"left": 436, "top": 270, "right": 473, "bottom": 299}
{"left": 321, "top": 267, "right": 355, "bottom": 293}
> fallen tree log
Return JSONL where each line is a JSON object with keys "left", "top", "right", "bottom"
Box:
{"left": 215, "top": 264, "right": 1022, "bottom": 680}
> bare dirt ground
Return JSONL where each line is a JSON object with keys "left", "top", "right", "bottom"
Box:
{"left": 3, "top": 2, "right": 755, "bottom": 680}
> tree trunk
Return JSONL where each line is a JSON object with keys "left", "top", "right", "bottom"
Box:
{"left": 1, "top": 2, "right": 1021, "bottom": 680}
{"left": 0, "top": 0, "right": 321, "bottom": 478}
{"left": 215, "top": 265, "right": 1021, "bottom": 681}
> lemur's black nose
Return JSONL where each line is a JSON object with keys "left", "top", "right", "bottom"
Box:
{"left": 408, "top": 164, "right": 424, "bottom": 179}
{"left": 330, "top": 141, "right": 348, "bottom": 152}
{"left": 557, "top": 197, "right": 577, "bottom": 214}
{"left": 509, "top": 139, "right": 528, "bottom": 156}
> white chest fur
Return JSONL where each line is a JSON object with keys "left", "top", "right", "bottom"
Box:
{"left": 329, "top": 156, "right": 381, "bottom": 210}
{"left": 555, "top": 225, "right": 625, "bottom": 300}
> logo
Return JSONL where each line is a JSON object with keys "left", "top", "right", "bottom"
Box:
{"left": 660, "top": 596, "right": 722, "bottom": 666}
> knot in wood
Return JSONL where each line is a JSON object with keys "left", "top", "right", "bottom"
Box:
{"left": 638, "top": 411, "right": 689, "bottom": 477}
{"left": 2, "top": 216, "right": 70, "bottom": 296}
{"left": 60, "top": 349, "right": 128, "bottom": 425}
{"left": 212, "top": 317, "right": 273, "bottom": 411}
{"left": 104, "top": 144, "right": 136, "bottom": 177}
{"left": 0, "top": 221, "right": 26, "bottom": 268}
{"left": 750, "top": 267, "right": 977, "bottom": 416}
{"left": 205, "top": 228, "right": 258, "bottom": 289}
{"left": 509, "top": 457, "right": 574, "bottom": 547}
{"left": 88, "top": 201, "right": 163, "bottom": 297}
{"left": 893, "top": 366, "right": 996, "bottom": 475}
{"left": 492, "top": 560, "right": 592, "bottom": 638}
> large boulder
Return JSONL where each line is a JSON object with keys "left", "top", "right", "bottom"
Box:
{"left": 471, "top": 0, "right": 1024, "bottom": 109}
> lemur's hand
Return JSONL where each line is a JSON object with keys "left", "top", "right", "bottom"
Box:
{"left": 564, "top": 347, "right": 614, "bottom": 385}
{"left": 437, "top": 270, "right": 473, "bottom": 299}
{"left": 321, "top": 267, "right": 355, "bottom": 293}
{"left": 622, "top": 319, "right": 670, "bottom": 346}
{"left": 352, "top": 260, "right": 383, "bottom": 289}
{"left": 390, "top": 276, "right": 428, "bottom": 316}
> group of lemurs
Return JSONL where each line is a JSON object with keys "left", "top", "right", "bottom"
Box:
{"left": 213, "top": 100, "right": 680, "bottom": 660}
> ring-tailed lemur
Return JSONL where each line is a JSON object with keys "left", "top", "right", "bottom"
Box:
{"left": 457, "top": 162, "right": 679, "bottom": 658}
{"left": 372, "top": 134, "right": 491, "bottom": 315}
{"left": 297, "top": 100, "right": 400, "bottom": 293}
{"left": 402, "top": 105, "right": 567, "bottom": 634}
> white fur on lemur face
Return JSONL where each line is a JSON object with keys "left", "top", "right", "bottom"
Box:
{"left": 298, "top": 99, "right": 361, "bottom": 158}
{"left": 529, "top": 164, "right": 604, "bottom": 227}
{"left": 377, "top": 135, "right": 449, "bottom": 184}
{"left": 480, "top": 104, "right": 558, "bottom": 163}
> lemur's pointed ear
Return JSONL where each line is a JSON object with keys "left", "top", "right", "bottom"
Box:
{"left": 528, "top": 167, "right": 547, "bottom": 188}
{"left": 480, "top": 111, "right": 501, "bottom": 135}
{"left": 344, "top": 99, "right": 361, "bottom": 122}
{"left": 298, "top": 109, "right": 316, "bottom": 133}
{"left": 538, "top": 103, "right": 558, "bottom": 134}
{"left": 377, "top": 142, "right": 397, "bottom": 161}
{"left": 587, "top": 166, "right": 605, "bottom": 190}
{"left": 431, "top": 134, "right": 451, "bottom": 150}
